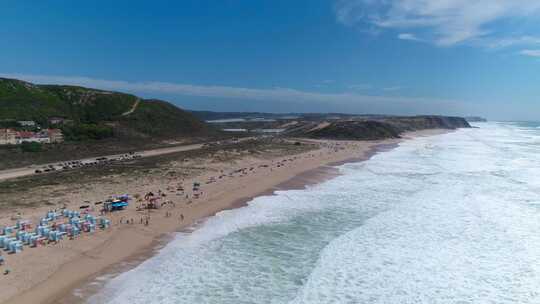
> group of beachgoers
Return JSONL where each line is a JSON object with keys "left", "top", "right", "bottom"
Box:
{"left": 152, "top": 141, "right": 358, "bottom": 207}
{"left": 203, "top": 142, "right": 353, "bottom": 182}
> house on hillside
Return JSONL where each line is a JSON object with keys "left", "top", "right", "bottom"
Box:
{"left": 47, "top": 129, "right": 64, "bottom": 143}
{"left": 49, "top": 117, "right": 64, "bottom": 125}
{"left": 17, "top": 120, "right": 36, "bottom": 127}
{"left": 0, "top": 128, "right": 64, "bottom": 145}
{"left": 0, "top": 129, "right": 17, "bottom": 145}
{"left": 15, "top": 131, "right": 49, "bottom": 144}
{"left": 48, "top": 117, "right": 73, "bottom": 126}
{"left": 48, "top": 117, "right": 65, "bottom": 125}
{"left": 16, "top": 131, "right": 43, "bottom": 144}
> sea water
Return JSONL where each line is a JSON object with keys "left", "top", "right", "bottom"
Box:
{"left": 88, "top": 122, "right": 540, "bottom": 304}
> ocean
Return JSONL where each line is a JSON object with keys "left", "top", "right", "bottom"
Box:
{"left": 88, "top": 122, "right": 540, "bottom": 304}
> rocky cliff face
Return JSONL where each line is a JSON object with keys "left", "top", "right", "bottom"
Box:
{"left": 284, "top": 115, "right": 471, "bottom": 140}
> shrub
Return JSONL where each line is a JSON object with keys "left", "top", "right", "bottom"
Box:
{"left": 20, "top": 142, "right": 43, "bottom": 152}
{"left": 61, "top": 124, "right": 114, "bottom": 141}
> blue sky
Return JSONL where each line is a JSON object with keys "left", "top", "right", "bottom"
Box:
{"left": 2, "top": 0, "right": 540, "bottom": 120}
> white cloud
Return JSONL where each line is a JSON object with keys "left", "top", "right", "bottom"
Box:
{"left": 0, "top": 73, "right": 463, "bottom": 114}
{"left": 336, "top": 0, "right": 540, "bottom": 47}
{"left": 519, "top": 49, "right": 540, "bottom": 57}
{"left": 481, "top": 36, "right": 540, "bottom": 49}
{"left": 398, "top": 33, "right": 423, "bottom": 42}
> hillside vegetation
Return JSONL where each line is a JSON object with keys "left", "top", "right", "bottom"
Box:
{"left": 0, "top": 78, "right": 212, "bottom": 139}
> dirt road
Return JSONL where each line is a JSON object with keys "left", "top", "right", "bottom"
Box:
{"left": 0, "top": 142, "right": 205, "bottom": 182}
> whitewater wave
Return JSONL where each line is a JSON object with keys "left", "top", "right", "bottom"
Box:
{"left": 88, "top": 122, "right": 540, "bottom": 304}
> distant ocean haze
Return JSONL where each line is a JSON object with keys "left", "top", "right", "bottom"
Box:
{"left": 89, "top": 121, "right": 540, "bottom": 304}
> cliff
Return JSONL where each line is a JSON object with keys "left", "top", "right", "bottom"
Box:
{"left": 284, "top": 116, "right": 471, "bottom": 140}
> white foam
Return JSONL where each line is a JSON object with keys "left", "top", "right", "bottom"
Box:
{"left": 292, "top": 124, "right": 540, "bottom": 303}
{"left": 88, "top": 122, "right": 540, "bottom": 304}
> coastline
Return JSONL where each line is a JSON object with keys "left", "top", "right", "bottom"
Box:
{"left": 57, "top": 163, "right": 344, "bottom": 304}
{"left": 0, "top": 129, "right": 449, "bottom": 304}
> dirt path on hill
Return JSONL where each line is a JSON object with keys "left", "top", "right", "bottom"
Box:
{"left": 121, "top": 98, "right": 140, "bottom": 116}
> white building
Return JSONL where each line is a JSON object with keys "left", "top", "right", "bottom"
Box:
{"left": 0, "top": 129, "right": 17, "bottom": 145}
{"left": 0, "top": 129, "right": 63, "bottom": 145}
{"left": 17, "top": 120, "right": 37, "bottom": 127}
{"left": 15, "top": 131, "right": 49, "bottom": 144}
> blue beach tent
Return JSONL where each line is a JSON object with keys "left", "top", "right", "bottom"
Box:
{"left": 111, "top": 201, "right": 128, "bottom": 208}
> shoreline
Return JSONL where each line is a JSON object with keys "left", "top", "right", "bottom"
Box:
{"left": 60, "top": 139, "right": 413, "bottom": 304}
{"left": 58, "top": 162, "right": 344, "bottom": 304}
{"left": 1, "top": 130, "right": 449, "bottom": 304}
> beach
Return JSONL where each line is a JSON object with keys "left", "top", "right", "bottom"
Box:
{"left": 2, "top": 1, "right": 535, "bottom": 302}
{"left": 0, "top": 131, "right": 443, "bottom": 304}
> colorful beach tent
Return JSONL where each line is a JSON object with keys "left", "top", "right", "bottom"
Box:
{"left": 104, "top": 200, "right": 129, "bottom": 211}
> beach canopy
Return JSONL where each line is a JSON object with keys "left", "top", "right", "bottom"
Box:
{"left": 111, "top": 202, "right": 128, "bottom": 208}
{"left": 103, "top": 200, "right": 129, "bottom": 212}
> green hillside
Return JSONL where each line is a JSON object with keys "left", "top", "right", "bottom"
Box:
{"left": 0, "top": 78, "right": 212, "bottom": 139}
{"left": 119, "top": 99, "right": 209, "bottom": 137}
{"left": 0, "top": 78, "right": 69, "bottom": 121}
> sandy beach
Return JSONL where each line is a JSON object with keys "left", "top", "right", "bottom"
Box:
{"left": 0, "top": 130, "right": 446, "bottom": 304}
